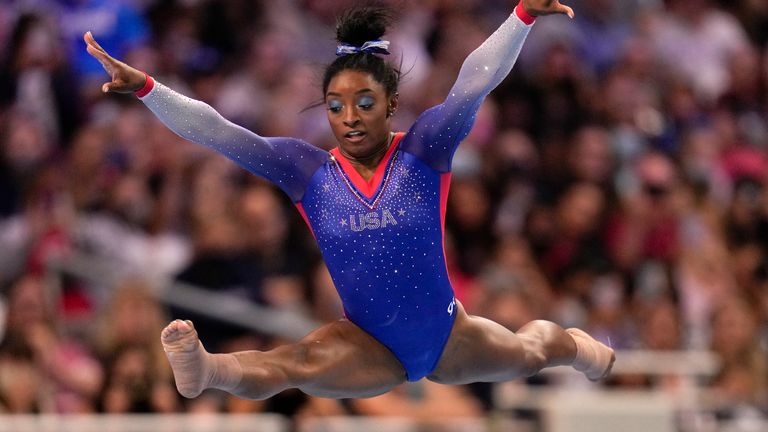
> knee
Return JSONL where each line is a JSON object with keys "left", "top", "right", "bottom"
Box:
{"left": 517, "top": 320, "right": 569, "bottom": 375}
{"left": 520, "top": 320, "right": 564, "bottom": 347}
{"left": 518, "top": 338, "right": 547, "bottom": 376}
{"left": 523, "top": 319, "right": 559, "bottom": 333}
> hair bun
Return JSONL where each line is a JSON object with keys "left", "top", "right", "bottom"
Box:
{"left": 335, "top": 6, "right": 392, "bottom": 47}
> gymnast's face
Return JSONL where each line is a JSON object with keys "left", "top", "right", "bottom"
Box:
{"left": 325, "top": 70, "right": 397, "bottom": 162}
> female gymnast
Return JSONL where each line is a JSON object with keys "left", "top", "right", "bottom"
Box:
{"left": 84, "top": 0, "right": 614, "bottom": 400}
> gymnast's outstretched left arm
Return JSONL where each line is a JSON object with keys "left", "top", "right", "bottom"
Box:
{"left": 401, "top": 0, "right": 573, "bottom": 172}
{"left": 83, "top": 32, "right": 327, "bottom": 203}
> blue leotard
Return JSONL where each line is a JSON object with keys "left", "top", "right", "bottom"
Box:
{"left": 139, "top": 10, "right": 533, "bottom": 381}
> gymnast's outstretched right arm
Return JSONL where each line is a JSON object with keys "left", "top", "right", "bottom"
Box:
{"left": 401, "top": 0, "right": 573, "bottom": 172}
{"left": 83, "top": 32, "right": 327, "bottom": 203}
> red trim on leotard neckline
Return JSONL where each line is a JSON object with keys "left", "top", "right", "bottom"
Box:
{"left": 514, "top": 4, "right": 536, "bottom": 25}
{"left": 134, "top": 72, "right": 155, "bottom": 98}
{"left": 330, "top": 132, "right": 404, "bottom": 200}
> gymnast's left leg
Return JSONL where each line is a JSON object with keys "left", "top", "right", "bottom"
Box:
{"left": 160, "top": 318, "right": 406, "bottom": 400}
{"left": 428, "top": 301, "right": 614, "bottom": 385}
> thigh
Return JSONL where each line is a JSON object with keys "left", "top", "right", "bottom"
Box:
{"left": 428, "top": 301, "right": 526, "bottom": 385}
{"left": 282, "top": 319, "right": 407, "bottom": 399}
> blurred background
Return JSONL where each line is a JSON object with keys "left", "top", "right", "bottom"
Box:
{"left": 0, "top": 0, "right": 767, "bottom": 431}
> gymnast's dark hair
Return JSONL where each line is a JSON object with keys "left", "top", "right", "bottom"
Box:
{"left": 322, "top": 5, "right": 400, "bottom": 98}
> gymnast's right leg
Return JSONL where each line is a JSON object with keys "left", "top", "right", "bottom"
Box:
{"left": 429, "top": 301, "right": 614, "bottom": 385}
{"left": 161, "top": 319, "right": 406, "bottom": 400}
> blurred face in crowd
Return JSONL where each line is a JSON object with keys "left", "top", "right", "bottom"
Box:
{"left": 325, "top": 70, "right": 398, "bottom": 162}
{"left": 640, "top": 300, "right": 681, "bottom": 350}
{"left": 4, "top": 114, "right": 50, "bottom": 171}
{"left": 15, "top": 17, "right": 59, "bottom": 70}
{"left": 711, "top": 298, "right": 758, "bottom": 360}
{"left": 6, "top": 276, "right": 48, "bottom": 330}
{"left": 636, "top": 152, "right": 678, "bottom": 207}
{"left": 492, "top": 130, "right": 538, "bottom": 180}
{"left": 110, "top": 282, "right": 163, "bottom": 345}
{"left": 568, "top": 126, "right": 614, "bottom": 184}
{"left": 240, "top": 185, "right": 287, "bottom": 248}
{"left": 449, "top": 178, "right": 491, "bottom": 231}
{"left": 557, "top": 183, "right": 606, "bottom": 238}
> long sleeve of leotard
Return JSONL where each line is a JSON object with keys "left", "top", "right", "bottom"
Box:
{"left": 400, "top": 6, "right": 534, "bottom": 172}
{"left": 138, "top": 81, "right": 328, "bottom": 202}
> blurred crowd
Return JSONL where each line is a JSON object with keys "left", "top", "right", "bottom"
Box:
{"left": 0, "top": 0, "right": 767, "bottom": 428}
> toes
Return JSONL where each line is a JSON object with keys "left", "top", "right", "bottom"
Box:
{"left": 165, "top": 319, "right": 194, "bottom": 332}
{"left": 171, "top": 319, "right": 193, "bottom": 331}
{"left": 161, "top": 319, "right": 197, "bottom": 342}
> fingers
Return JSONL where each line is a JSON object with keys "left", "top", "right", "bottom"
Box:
{"left": 522, "top": 1, "right": 575, "bottom": 18}
{"left": 85, "top": 31, "right": 145, "bottom": 94}
{"left": 85, "top": 32, "right": 119, "bottom": 93}
{"left": 557, "top": 2, "right": 575, "bottom": 18}
{"left": 83, "top": 31, "right": 108, "bottom": 55}
{"left": 85, "top": 41, "right": 114, "bottom": 72}
{"left": 83, "top": 31, "right": 94, "bottom": 46}
{"left": 85, "top": 43, "right": 105, "bottom": 61}
{"left": 83, "top": 32, "right": 101, "bottom": 55}
{"left": 84, "top": 31, "right": 114, "bottom": 64}
{"left": 87, "top": 32, "right": 111, "bottom": 56}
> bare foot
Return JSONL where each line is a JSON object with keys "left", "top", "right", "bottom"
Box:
{"left": 566, "top": 328, "right": 615, "bottom": 381}
{"left": 161, "top": 319, "right": 213, "bottom": 398}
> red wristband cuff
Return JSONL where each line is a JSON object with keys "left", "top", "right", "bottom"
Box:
{"left": 134, "top": 72, "right": 155, "bottom": 98}
{"left": 515, "top": 4, "right": 536, "bottom": 25}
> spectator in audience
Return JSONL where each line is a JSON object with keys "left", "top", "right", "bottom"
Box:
{"left": 709, "top": 296, "right": 768, "bottom": 415}
{"left": 100, "top": 344, "right": 178, "bottom": 413}
{"left": 646, "top": 0, "right": 750, "bottom": 102}
{"left": 1, "top": 275, "right": 103, "bottom": 413}
{"left": 0, "top": 345, "right": 47, "bottom": 413}
{"left": 0, "top": 13, "right": 81, "bottom": 145}
{"left": 606, "top": 151, "right": 683, "bottom": 270}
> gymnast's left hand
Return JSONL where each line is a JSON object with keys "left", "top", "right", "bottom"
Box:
{"left": 83, "top": 31, "right": 147, "bottom": 93}
{"left": 521, "top": 0, "right": 574, "bottom": 18}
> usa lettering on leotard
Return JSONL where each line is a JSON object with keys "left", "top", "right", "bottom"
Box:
{"left": 348, "top": 208, "right": 398, "bottom": 232}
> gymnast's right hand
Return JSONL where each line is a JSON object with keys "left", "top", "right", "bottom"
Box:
{"left": 84, "top": 31, "right": 147, "bottom": 93}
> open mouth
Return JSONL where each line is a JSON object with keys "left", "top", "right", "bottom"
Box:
{"left": 345, "top": 131, "right": 367, "bottom": 142}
